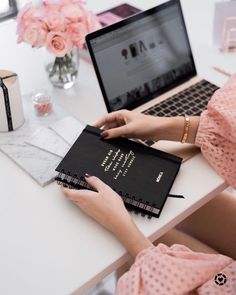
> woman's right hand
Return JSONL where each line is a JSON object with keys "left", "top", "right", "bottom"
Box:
{"left": 62, "top": 175, "right": 152, "bottom": 257}
{"left": 95, "top": 109, "right": 189, "bottom": 142}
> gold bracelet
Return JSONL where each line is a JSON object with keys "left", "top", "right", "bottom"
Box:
{"left": 181, "top": 115, "right": 190, "bottom": 143}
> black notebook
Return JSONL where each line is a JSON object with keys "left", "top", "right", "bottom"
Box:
{"left": 55, "top": 126, "right": 182, "bottom": 217}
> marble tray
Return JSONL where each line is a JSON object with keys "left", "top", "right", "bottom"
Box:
{"left": 0, "top": 94, "right": 69, "bottom": 187}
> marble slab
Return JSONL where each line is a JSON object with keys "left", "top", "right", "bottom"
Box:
{"left": 0, "top": 94, "right": 70, "bottom": 187}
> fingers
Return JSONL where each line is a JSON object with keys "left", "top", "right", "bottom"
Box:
{"left": 85, "top": 175, "right": 108, "bottom": 192}
{"left": 94, "top": 110, "right": 127, "bottom": 128}
{"left": 61, "top": 186, "right": 96, "bottom": 202}
{"left": 102, "top": 121, "right": 120, "bottom": 131}
{"left": 61, "top": 186, "right": 82, "bottom": 201}
{"left": 94, "top": 115, "right": 110, "bottom": 128}
{"left": 61, "top": 176, "right": 108, "bottom": 202}
{"left": 101, "top": 125, "right": 129, "bottom": 139}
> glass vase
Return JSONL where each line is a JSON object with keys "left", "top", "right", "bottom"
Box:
{"left": 45, "top": 49, "right": 79, "bottom": 89}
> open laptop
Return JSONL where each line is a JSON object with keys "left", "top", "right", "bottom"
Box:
{"left": 85, "top": 0, "right": 219, "bottom": 157}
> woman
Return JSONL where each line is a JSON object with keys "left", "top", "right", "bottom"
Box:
{"left": 62, "top": 74, "right": 236, "bottom": 294}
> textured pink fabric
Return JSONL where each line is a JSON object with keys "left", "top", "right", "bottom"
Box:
{"left": 116, "top": 244, "right": 236, "bottom": 295}
{"left": 116, "top": 76, "right": 236, "bottom": 294}
{"left": 195, "top": 74, "right": 236, "bottom": 188}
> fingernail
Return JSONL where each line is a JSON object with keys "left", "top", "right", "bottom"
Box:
{"left": 101, "top": 131, "right": 108, "bottom": 138}
{"left": 85, "top": 173, "right": 91, "bottom": 178}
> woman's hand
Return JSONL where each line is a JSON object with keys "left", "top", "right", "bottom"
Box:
{"left": 95, "top": 110, "right": 173, "bottom": 141}
{"left": 95, "top": 110, "right": 200, "bottom": 144}
{"left": 62, "top": 175, "right": 152, "bottom": 257}
{"left": 62, "top": 175, "right": 131, "bottom": 233}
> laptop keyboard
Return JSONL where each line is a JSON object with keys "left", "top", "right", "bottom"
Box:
{"left": 142, "top": 79, "right": 219, "bottom": 146}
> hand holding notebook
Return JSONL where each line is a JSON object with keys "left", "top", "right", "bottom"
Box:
{"left": 55, "top": 125, "right": 182, "bottom": 217}
{"left": 95, "top": 110, "right": 186, "bottom": 142}
{"left": 62, "top": 176, "right": 153, "bottom": 257}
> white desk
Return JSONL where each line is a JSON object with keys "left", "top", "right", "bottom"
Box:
{"left": 0, "top": 1, "right": 233, "bottom": 294}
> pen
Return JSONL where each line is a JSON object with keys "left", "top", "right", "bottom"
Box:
{"left": 212, "top": 66, "right": 232, "bottom": 77}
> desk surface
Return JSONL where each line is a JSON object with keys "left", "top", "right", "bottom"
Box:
{"left": 0, "top": 0, "right": 233, "bottom": 294}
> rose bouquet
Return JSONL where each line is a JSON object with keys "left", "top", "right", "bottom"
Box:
{"left": 16, "top": 0, "right": 101, "bottom": 88}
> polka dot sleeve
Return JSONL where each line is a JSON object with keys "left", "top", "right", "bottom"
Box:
{"left": 195, "top": 74, "right": 236, "bottom": 188}
{"left": 116, "top": 243, "right": 236, "bottom": 295}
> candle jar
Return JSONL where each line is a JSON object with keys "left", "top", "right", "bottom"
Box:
{"left": 0, "top": 69, "right": 24, "bottom": 132}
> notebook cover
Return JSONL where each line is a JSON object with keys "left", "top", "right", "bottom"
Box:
{"left": 55, "top": 125, "right": 182, "bottom": 217}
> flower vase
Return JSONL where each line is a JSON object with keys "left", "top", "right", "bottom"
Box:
{"left": 45, "top": 49, "right": 79, "bottom": 89}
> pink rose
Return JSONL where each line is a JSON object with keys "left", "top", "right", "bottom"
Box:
{"left": 67, "top": 22, "right": 86, "bottom": 48}
{"left": 17, "top": 3, "right": 40, "bottom": 23}
{"left": 17, "top": 0, "right": 100, "bottom": 54}
{"left": 16, "top": 3, "right": 43, "bottom": 37}
{"left": 43, "top": 0, "right": 63, "bottom": 10}
{"left": 46, "top": 10, "right": 65, "bottom": 31}
{"left": 61, "top": 4, "right": 82, "bottom": 22}
{"left": 46, "top": 32, "right": 72, "bottom": 57}
{"left": 22, "top": 21, "right": 48, "bottom": 47}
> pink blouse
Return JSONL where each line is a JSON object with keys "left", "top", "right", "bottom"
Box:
{"left": 117, "top": 244, "right": 236, "bottom": 295}
{"left": 116, "top": 75, "right": 236, "bottom": 294}
{"left": 195, "top": 73, "right": 236, "bottom": 188}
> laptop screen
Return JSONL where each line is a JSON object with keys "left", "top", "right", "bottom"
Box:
{"left": 86, "top": 0, "right": 196, "bottom": 112}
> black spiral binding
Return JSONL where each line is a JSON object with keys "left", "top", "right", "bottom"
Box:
{"left": 113, "top": 189, "right": 159, "bottom": 218}
{"left": 56, "top": 170, "right": 159, "bottom": 218}
{"left": 55, "top": 170, "right": 92, "bottom": 190}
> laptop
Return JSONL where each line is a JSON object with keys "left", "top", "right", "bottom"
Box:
{"left": 85, "top": 0, "right": 219, "bottom": 157}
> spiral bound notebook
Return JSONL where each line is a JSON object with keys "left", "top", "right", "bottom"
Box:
{"left": 55, "top": 125, "right": 182, "bottom": 217}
